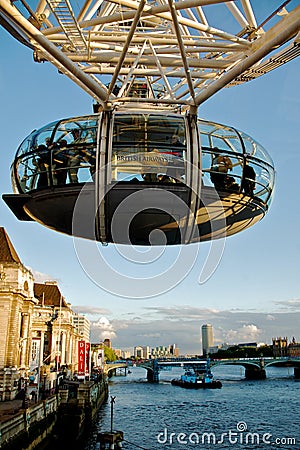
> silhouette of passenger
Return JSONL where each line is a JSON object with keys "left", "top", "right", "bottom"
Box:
{"left": 158, "top": 174, "right": 171, "bottom": 183}
{"left": 210, "top": 151, "right": 233, "bottom": 190}
{"left": 53, "top": 139, "right": 68, "bottom": 185}
{"left": 35, "top": 144, "right": 50, "bottom": 189}
{"left": 45, "top": 137, "right": 54, "bottom": 150}
{"left": 68, "top": 129, "right": 83, "bottom": 183}
{"left": 170, "top": 135, "right": 185, "bottom": 157}
{"left": 241, "top": 160, "right": 256, "bottom": 196}
{"left": 142, "top": 173, "right": 157, "bottom": 182}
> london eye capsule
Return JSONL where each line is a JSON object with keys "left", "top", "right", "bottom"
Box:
{"left": 2, "top": 0, "right": 298, "bottom": 246}
{"left": 3, "top": 110, "right": 275, "bottom": 245}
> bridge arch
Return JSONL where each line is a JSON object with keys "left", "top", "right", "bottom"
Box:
{"left": 104, "top": 363, "right": 128, "bottom": 377}
{"left": 136, "top": 363, "right": 157, "bottom": 382}
{"left": 211, "top": 357, "right": 300, "bottom": 380}
{"left": 211, "top": 359, "right": 265, "bottom": 380}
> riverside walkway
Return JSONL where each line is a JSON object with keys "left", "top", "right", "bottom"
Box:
{"left": 0, "top": 399, "right": 23, "bottom": 422}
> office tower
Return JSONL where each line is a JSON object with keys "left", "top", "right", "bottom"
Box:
{"left": 202, "top": 324, "right": 214, "bottom": 356}
{"left": 73, "top": 313, "right": 91, "bottom": 342}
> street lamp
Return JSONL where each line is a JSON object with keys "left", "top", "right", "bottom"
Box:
{"left": 22, "top": 376, "right": 29, "bottom": 409}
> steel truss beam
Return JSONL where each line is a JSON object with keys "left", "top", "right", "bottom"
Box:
{"left": 0, "top": 0, "right": 299, "bottom": 111}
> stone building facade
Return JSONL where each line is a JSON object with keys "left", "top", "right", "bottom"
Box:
{"left": 272, "top": 336, "right": 300, "bottom": 358}
{"left": 272, "top": 337, "right": 288, "bottom": 357}
{"left": 0, "top": 227, "right": 89, "bottom": 400}
{"left": 0, "top": 227, "right": 37, "bottom": 400}
{"left": 32, "top": 282, "right": 82, "bottom": 389}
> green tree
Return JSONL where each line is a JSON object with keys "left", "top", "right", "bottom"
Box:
{"left": 211, "top": 345, "right": 273, "bottom": 359}
{"left": 104, "top": 346, "right": 118, "bottom": 362}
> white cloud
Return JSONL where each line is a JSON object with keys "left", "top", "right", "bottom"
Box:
{"left": 30, "top": 269, "right": 57, "bottom": 283}
{"left": 241, "top": 324, "right": 260, "bottom": 338}
{"left": 266, "top": 314, "right": 275, "bottom": 321}
{"left": 137, "top": 333, "right": 161, "bottom": 339}
{"left": 84, "top": 305, "right": 300, "bottom": 354}
{"left": 144, "top": 305, "right": 221, "bottom": 320}
{"left": 73, "top": 305, "right": 111, "bottom": 316}
{"left": 223, "top": 324, "right": 261, "bottom": 344}
{"left": 90, "top": 316, "right": 116, "bottom": 342}
{"left": 274, "top": 299, "right": 300, "bottom": 311}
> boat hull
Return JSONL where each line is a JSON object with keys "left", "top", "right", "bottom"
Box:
{"left": 171, "top": 379, "right": 222, "bottom": 389}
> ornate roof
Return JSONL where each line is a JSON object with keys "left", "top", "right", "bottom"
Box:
{"left": 0, "top": 227, "right": 22, "bottom": 264}
{"left": 34, "top": 282, "right": 69, "bottom": 308}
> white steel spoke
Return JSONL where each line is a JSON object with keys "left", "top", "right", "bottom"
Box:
{"left": 241, "top": 0, "right": 258, "bottom": 29}
{"left": 226, "top": 2, "right": 249, "bottom": 29}
{"left": 167, "top": 0, "right": 195, "bottom": 101}
{"left": 0, "top": 0, "right": 299, "bottom": 112}
{"left": 116, "top": 41, "right": 148, "bottom": 97}
{"left": 107, "top": 0, "right": 146, "bottom": 96}
{"left": 148, "top": 41, "right": 175, "bottom": 99}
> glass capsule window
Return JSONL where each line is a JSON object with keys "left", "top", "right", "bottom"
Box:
{"left": 199, "top": 121, "right": 243, "bottom": 154}
{"left": 13, "top": 116, "right": 98, "bottom": 191}
{"left": 16, "top": 121, "right": 58, "bottom": 157}
{"left": 238, "top": 130, "right": 274, "bottom": 166}
{"left": 11, "top": 113, "right": 275, "bottom": 206}
{"left": 199, "top": 120, "right": 245, "bottom": 193}
{"left": 247, "top": 160, "right": 274, "bottom": 203}
{"left": 198, "top": 119, "right": 275, "bottom": 204}
{"left": 50, "top": 116, "right": 98, "bottom": 185}
{"left": 16, "top": 150, "right": 49, "bottom": 192}
{"left": 111, "top": 113, "right": 186, "bottom": 183}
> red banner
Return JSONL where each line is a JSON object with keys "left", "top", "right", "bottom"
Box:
{"left": 78, "top": 340, "right": 85, "bottom": 375}
{"left": 85, "top": 342, "right": 90, "bottom": 375}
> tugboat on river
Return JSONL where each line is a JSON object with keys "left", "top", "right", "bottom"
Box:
{"left": 171, "top": 360, "right": 222, "bottom": 389}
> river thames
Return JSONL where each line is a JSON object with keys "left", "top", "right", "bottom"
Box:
{"left": 81, "top": 365, "right": 299, "bottom": 450}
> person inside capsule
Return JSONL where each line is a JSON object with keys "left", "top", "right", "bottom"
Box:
{"left": 52, "top": 139, "right": 68, "bottom": 185}
{"left": 241, "top": 159, "right": 256, "bottom": 196}
{"left": 67, "top": 129, "right": 83, "bottom": 183}
{"left": 210, "top": 150, "right": 239, "bottom": 192}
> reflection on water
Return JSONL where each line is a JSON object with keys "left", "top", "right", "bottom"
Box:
{"left": 83, "top": 365, "right": 299, "bottom": 449}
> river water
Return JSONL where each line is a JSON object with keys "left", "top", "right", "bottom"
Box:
{"left": 83, "top": 365, "right": 300, "bottom": 450}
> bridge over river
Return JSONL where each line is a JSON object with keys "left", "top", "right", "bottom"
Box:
{"left": 104, "top": 357, "right": 300, "bottom": 382}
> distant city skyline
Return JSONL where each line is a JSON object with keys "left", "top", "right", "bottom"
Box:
{"left": 92, "top": 320, "right": 300, "bottom": 356}
{"left": 106, "top": 334, "right": 300, "bottom": 359}
{"left": 111, "top": 334, "right": 300, "bottom": 352}
{"left": 86, "top": 304, "right": 300, "bottom": 354}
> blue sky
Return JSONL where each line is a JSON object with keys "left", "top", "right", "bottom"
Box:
{"left": 0, "top": 10, "right": 300, "bottom": 353}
